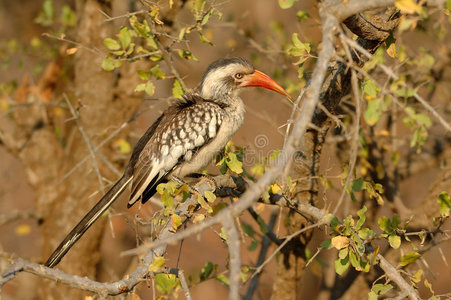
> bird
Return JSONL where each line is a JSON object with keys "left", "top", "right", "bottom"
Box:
{"left": 45, "top": 57, "right": 289, "bottom": 268}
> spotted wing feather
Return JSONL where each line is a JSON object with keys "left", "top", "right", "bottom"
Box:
{"left": 128, "top": 96, "right": 224, "bottom": 207}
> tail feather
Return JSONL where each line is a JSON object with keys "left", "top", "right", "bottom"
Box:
{"left": 45, "top": 175, "right": 133, "bottom": 268}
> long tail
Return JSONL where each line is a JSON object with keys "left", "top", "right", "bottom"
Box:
{"left": 45, "top": 175, "right": 133, "bottom": 268}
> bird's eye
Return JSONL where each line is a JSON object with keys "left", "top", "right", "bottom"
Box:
{"left": 234, "top": 73, "right": 243, "bottom": 79}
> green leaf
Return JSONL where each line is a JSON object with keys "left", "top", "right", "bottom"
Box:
{"left": 248, "top": 240, "right": 258, "bottom": 251}
{"left": 193, "top": 0, "right": 206, "bottom": 12}
{"left": 216, "top": 274, "right": 230, "bottom": 286}
{"left": 338, "top": 248, "right": 349, "bottom": 259}
{"left": 368, "top": 291, "right": 378, "bottom": 300}
{"left": 438, "top": 191, "right": 450, "bottom": 216}
{"left": 352, "top": 178, "right": 364, "bottom": 192}
{"left": 296, "top": 10, "right": 310, "bottom": 21}
{"left": 129, "top": 15, "right": 151, "bottom": 38}
{"left": 226, "top": 152, "right": 243, "bottom": 174}
{"left": 178, "top": 49, "right": 198, "bottom": 61}
{"left": 146, "top": 37, "right": 158, "bottom": 50}
{"left": 391, "top": 214, "right": 401, "bottom": 229}
{"left": 400, "top": 252, "right": 421, "bottom": 266}
{"left": 151, "top": 64, "right": 166, "bottom": 79}
{"left": 349, "top": 251, "right": 360, "bottom": 269}
{"left": 411, "top": 269, "right": 423, "bottom": 284}
{"left": 364, "top": 80, "right": 378, "bottom": 98}
{"left": 201, "top": 9, "right": 214, "bottom": 25}
{"left": 395, "top": 86, "right": 417, "bottom": 98}
{"left": 137, "top": 69, "right": 151, "bottom": 80}
{"left": 204, "top": 190, "right": 216, "bottom": 203}
{"left": 117, "top": 27, "right": 131, "bottom": 49}
{"left": 172, "top": 79, "right": 185, "bottom": 99}
{"left": 155, "top": 274, "right": 178, "bottom": 294}
{"left": 292, "top": 33, "right": 310, "bottom": 52}
{"left": 101, "top": 56, "right": 122, "bottom": 71}
{"left": 104, "top": 38, "right": 121, "bottom": 51}
{"left": 372, "top": 283, "right": 393, "bottom": 295}
{"left": 278, "top": 0, "right": 299, "bottom": 9}
{"left": 388, "top": 233, "right": 401, "bottom": 249}
{"left": 198, "top": 32, "right": 213, "bottom": 45}
{"left": 416, "top": 113, "right": 432, "bottom": 127}
{"left": 334, "top": 256, "right": 350, "bottom": 276}
{"left": 200, "top": 262, "right": 214, "bottom": 281}
{"left": 356, "top": 206, "right": 367, "bottom": 230}
{"left": 148, "top": 256, "right": 165, "bottom": 272}
{"left": 321, "top": 239, "right": 332, "bottom": 250}
{"left": 378, "top": 216, "right": 392, "bottom": 233}
{"left": 364, "top": 98, "right": 383, "bottom": 126}
{"left": 197, "top": 194, "right": 213, "bottom": 213}
{"left": 61, "top": 5, "right": 76, "bottom": 27}
{"left": 35, "top": 0, "right": 55, "bottom": 26}
{"left": 136, "top": 81, "right": 156, "bottom": 96}
{"left": 241, "top": 222, "right": 255, "bottom": 238}
{"left": 358, "top": 228, "right": 375, "bottom": 240}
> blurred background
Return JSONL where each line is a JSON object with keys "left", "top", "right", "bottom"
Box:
{"left": 0, "top": 0, "right": 450, "bottom": 299}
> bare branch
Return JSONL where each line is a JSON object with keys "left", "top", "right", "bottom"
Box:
{"left": 222, "top": 217, "right": 241, "bottom": 300}
{"left": 377, "top": 254, "right": 421, "bottom": 300}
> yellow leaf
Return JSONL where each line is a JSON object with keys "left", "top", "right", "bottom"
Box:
{"left": 331, "top": 236, "right": 349, "bottom": 250}
{"left": 193, "top": 214, "right": 205, "bottom": 223}
{"left": 171, "top": 214, "right": 182, "bottom": 230}
{"left": 113, "top": 138, "right": 131, "bottom": 154}
{"left": 255, "top": 203, "right": 265, "bottom": 214}
{"left": 395, "top": 0, "right": 422, "bottom": 14}
{"left": 66, "top": 47, "right": 78, "bottom": 55}
{"left": 204, "top": 190, "right": 216, "bottom": 203}
{"left": 424, "top": 279, "right": 434, "bottom": 294}
{"left": 15, "top": 224, "right": 31, "bottom": 236}
{"left": 270, "top": 184, "right": 281, "bottom": 194}
{"left": 148, "top": 256, "right": 165, "bottom": 272}
{"left": 0, "top": 99, "right": 9, "bottom": 111}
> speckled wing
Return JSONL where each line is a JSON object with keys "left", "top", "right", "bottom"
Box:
{"left": 128, "top": 97, "right": 224, "bottom": 207}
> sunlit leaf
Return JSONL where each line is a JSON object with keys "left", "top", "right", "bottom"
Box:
{"left": 388, "top": 234, "right": 401, "bottom": 249}
{"left": 395, "top": 0, "right": 422, "bottom": 14}
{"left": 438, "top": 191, "right": 450, "bottom": 216}
{"left": 171, "top": 214, "right": 182, "bottom": 230}
{"left": 155, "top": 274, "right": 178, "bottom": 294}
{"left": 400, "top": 252, "right": 421, "bottom": 266}
{"left": 148, "top": 256, "right": 165, "bottom": 272}
{"left": 334, "top": 256, "right": 350, "bottom": 275}
{"left": 204, "top": 190, "right": 216, "bottom": 203}
{"left": 278, "top": 0, "right": 299, "bottom": 9}
{"left": 172, "top": 79, "right": 185, "bottom": 99}
{"left": 332, "top": 236, "right": 349, "bottom": 250}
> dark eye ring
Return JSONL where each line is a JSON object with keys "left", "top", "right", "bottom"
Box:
{"left": 234, "top": 73, "right": 243, "bottom": 79}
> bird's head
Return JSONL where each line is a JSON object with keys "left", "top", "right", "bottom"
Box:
{"left": 199, "top": 57, "right": 290, "bottom": 100}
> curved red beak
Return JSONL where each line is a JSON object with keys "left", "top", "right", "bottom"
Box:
{"left": 241, "top": 69, "right": 291, "bottom": 99}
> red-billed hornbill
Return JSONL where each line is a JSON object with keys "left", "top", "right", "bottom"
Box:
{"left": 45, "top": 57, "right": 289, "bottom": 268}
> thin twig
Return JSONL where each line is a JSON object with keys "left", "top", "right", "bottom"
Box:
{"left": 178, "top": 269, "right": 192, "bottom": 300}
{"left": 332, "top": 33, "right": 362, "bottom": 216}
{"left": 342, "top": 34, "right": 451, "bottom": 133}
{"left": 0, "top": 211, "right": 41, "bottom": 226}
{"left": 249, "top": 220, "right": 328, "bottom": 281}
{"left": 64, "top": 94, "right": 106, "bottom": 193}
